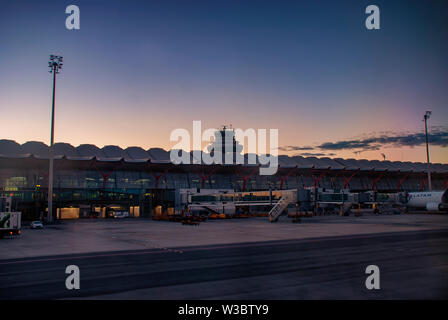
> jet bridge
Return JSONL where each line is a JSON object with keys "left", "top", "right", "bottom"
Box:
{"left": 179, "top": 188, "right": 404, "bottom": 222}
{"left": 179, "top": 188, "right": 298, "bottom": 221}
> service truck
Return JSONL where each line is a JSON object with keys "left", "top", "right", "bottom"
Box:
{"left": 0, "top": 197, "right": 21, "bottom": 238}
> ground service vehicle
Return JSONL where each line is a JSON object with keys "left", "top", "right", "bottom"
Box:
{"left": 0, "top": 197, "right": 22, "bottom": 238}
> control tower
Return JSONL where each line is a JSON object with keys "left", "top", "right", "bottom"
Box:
{"left": 207, "top": 125, "right": 243, "bottom": 164}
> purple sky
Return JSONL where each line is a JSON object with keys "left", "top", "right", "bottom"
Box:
{"left": 0, "top": 0, "right": 447, "bottom": 163}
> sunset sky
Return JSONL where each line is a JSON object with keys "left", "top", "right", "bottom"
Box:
{"left": 1, "top": 0, "right": 447, "bottom": 163}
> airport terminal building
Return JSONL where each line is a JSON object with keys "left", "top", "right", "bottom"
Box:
{"left": 1, "top": 139, "right": 447, "bottom": 220}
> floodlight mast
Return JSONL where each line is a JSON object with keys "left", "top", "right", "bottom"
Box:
{"left": 47, "top": 55, "right": 63, "bottom": 222}
{"left": 423, "top": 110, "right": 432, "bottom": 191}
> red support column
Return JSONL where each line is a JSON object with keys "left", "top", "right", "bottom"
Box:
{"left": 343, "top": 168, "right": 360, "bottom": 189}
{"left": 396, "top": 171, "right": 412, "bottom": 192}
{"left": 371, "top": 171, "right": 386, "bottom": 191}
{"left": 152, "top": 168, "right": 170, "bottom": 189}
{"left": 100, "top": 171, "right": 113, "bottom": 189}
{"left": 312, "top": 171, "right": 327, "bottom": 189}
{"left": 92, "top": 161, "right": 123, "bottom": 196}
{"left": 40, "top": 159, "right": 62, "bottom": 189}
{"left": 277, "top": 166, "right": 297, "bottom": 190}
{"left": 237, "top": 168, "right": 258, "bottom": 192}
{"left": 420, "top": 177, "right": 427, "bottom": 191}
{"left": 198, "top": 167, "right": 218, "bottom": 189}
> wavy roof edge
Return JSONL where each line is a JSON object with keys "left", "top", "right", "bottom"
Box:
{"left": 0, "top": 140, "right": 447, "bottom": 173}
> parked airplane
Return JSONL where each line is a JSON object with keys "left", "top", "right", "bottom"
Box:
{"left": 404, "top": 189, "right": 448, "bottom": 212}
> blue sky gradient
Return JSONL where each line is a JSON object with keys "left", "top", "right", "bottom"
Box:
{"left": 1, "top": 0, "right": 447, "bottom": 162}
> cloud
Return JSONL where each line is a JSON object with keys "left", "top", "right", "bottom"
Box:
{"left": 296, "top": 152, "right": 327, "bottom": 157}
{"left": 318, "top": 129, "right": 448, "bottom": 151}
{"left": 279, "top": 146, "right": 314, "bottom": 151}
{"left": 280, "top": 128, "right": 448, "bottom": 154}
{"left": 296, "top": 152, "right": 337, "bottom": 157}
{"left": 317, "top": 139, "right": 379, "bottom": 151}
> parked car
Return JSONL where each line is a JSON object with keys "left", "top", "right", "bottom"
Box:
{"left": 114, "top": 211, "right": 129, "bottom": 219}
{"left": 30, "top": 221, "right": 44, "bottom": 229}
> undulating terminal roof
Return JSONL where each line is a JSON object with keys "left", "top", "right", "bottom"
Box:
{"left": 1, "top": 139, "right": 447, "bottom": 173}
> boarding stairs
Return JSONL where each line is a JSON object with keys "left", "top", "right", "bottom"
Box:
{"left": 203, "top": 206, "right": 221, "bottom": 215}
{"left": 269, "top": 191, "right": 296, "bottom": 222}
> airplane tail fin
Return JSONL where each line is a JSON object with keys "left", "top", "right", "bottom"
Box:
{"left": 442, "top": 189, "right": 448, "bottom": 204}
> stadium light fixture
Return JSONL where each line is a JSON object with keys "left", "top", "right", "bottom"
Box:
{"left": 46, "top": 54, "right": 63, "bottom": 223}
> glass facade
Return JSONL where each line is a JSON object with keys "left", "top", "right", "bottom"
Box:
{"left": 1, "top": 162, "right": 446, "bottom": 221}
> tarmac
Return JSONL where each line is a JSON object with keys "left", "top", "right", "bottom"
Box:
{"left": 1, "top": 213, "right": 448, "bottom": 299}
{"left": 1, "top": 213, "right": 448, "bottom": 260}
